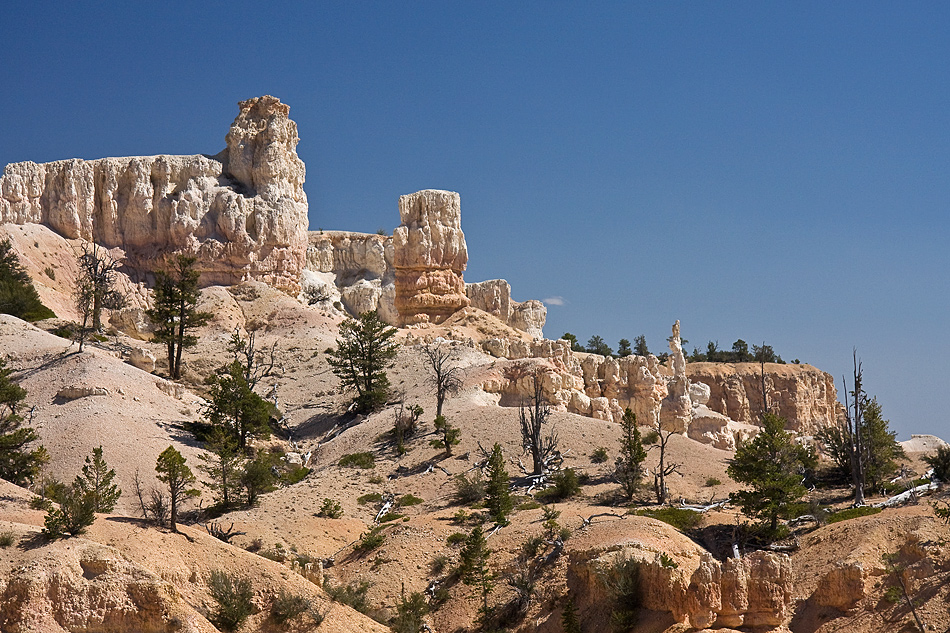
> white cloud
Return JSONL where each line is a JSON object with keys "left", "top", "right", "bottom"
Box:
{"left": 543, "top": 296, "right": 565, "bottom": 306}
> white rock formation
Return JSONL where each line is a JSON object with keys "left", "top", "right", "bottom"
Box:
{"left": 660, "top": 320, "right": 692, "bottom": 433}
{"left": 393, "top": 190, "right": 470, "bottom": 325}
{"left": 467, "top": 279, "right": 546, "bottom": 339}
{"left": 0, "top": 95, "right": 308, "bottom": 292}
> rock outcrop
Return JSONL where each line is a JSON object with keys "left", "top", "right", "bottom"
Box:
{"left": 659, "top": 320, "right": 691, "bottom": 433}
{"left": 304, "top": 230, "right": 396, "bottom": 322}
{"left": 467, "top": 279, "right": 546, "bottom": 339}
{"left": 686, "top": 362, "right": 838, "bottom": 435}
{"left": 393, "top": 190, "right": 470, "bottom": 325}
{"left": 568, "top": 528, "right": 793, "bottom": 630}
{"left": 0, "top": 95, "right": 308, "bottom": 292}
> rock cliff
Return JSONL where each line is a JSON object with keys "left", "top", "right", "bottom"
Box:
{"left": 686, "top": 362, "right": 838, "bottom": 435}
{"left": 0, "top": 95, "right": 308, "bottom": 292}
{"left": 393, "top": 190, "right": 470, "bottom": 325}
{"left": 466, "top": 279, "right": 546, "bottom": 339}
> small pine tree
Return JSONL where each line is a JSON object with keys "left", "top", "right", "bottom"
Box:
{"left": 390, "top": 585, "right": 429, "bottom": 633}
{"left": 199, "top": 428, "right": 244, "bottom": 509}
{"left": 459, "top": 525, "right": 494, "bottom": 622}
{"left": 615, "top": 408, "right": 646, "bottom": 500}
{"left": 0, "top": 357, "right": 48, "bottom": 485}
{"left": 0, "top": 238, "right": 55, "bottom": 321}
{"left": 145, "top": 255, "right": 212, "bottom": 379}
{"left": 430, "top": 415, "right": 461, "bottom": 454}
{"left": 155, "top": 446, "right": 199, "bottom": 532}
{"left": 485, "top": 443, "right": 512, "bottom": 525}
{"left": 561, "top": 595, "right": 582, "bottom": 633}
{"left": 326, "top": 310, "right": 399, "bottom": 413}
{"left": 43, "top": 483, "right": 96, "bottom": 538}
{"left": 617, "top": 339, "right": 632, "bottom": 357}
{"left": 633, "top": 335, "right": 649, "bottom": 357}
{"left": 241, "top": 452, "right": 277, "bottom": 506}
{"left": 74, "top": 445, "right": 121, "bottom": 512}
{"left": 925, "top": 446, "right": 950, "bottom": 483}
{"left": 204, "top": 360, "right": 273, "bottom": 450}
{"left": 727, "top": 413, "right": 816, "bottom": 536}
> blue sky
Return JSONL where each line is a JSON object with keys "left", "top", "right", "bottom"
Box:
{"left": 2, "top": 2, "right": 948, "bottom": 439}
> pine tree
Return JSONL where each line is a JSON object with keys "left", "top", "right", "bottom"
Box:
{"left": 633, "top": 335, "right": 649, "bottom": 357}
{"left": 617, "top": 339, "right": 632, "bottom": 357}
{"left": 561, "top": 595, "right": 582, "bottom": 633}
{"left": 0, "top": 238, "right": 55, "bottom": 322}
{"left": 145, "top": 255, "right": 212, "bottom": 379}
{"left": 42, "top": 483, "right": 96, "bottom": 539}
{"left": 0, "top": 357, "right": 47, "bottom": 485}
{"left": 459, "top": 525, "right": 494, "bottom": 621}
{"left": 615, "top": 408, "right": 646, "bottom": 500}
{"left": 155, "top": 446, "right": 199, "bottom": 532}
{"left": 204, "top": 361, "right": 273, "bottom": 449}
{"left": 326, "top": 310, "right": 399, "bottom": 413}
{"left": 430, "top": 415, "right": 461, "bottom": 454}
{"left": 485, "top": 443, "right": 512, "bottom": 525}
{"left": 727, "top": 413, "right": 816, "bottom": 536}
{"left": 74, "top": 445, "right": 121, "bottom": 512}
{"left": 199, "top": 427, "right": 244, "bottom": 508}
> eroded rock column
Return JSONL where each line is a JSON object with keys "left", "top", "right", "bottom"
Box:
{"left": 393, "top": 190, "right": 469, "bottom": 325}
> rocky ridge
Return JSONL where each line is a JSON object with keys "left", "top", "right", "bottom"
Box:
{"left": 0, "top": 95, "right": 308, "bottom": 292}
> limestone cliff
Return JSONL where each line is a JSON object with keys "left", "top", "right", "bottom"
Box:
{"left": 0, "top": 95, "right": 308, "bottom": 292}
{"left": 686, "top": 362, "right": 838, "bottom": 435}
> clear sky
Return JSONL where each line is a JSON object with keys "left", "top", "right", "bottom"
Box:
{"left": 2, "top": 2, "right": 948, "bottom": 440}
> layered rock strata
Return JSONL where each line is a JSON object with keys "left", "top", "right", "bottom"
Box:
{"left": 467, "top": 279, "right": 546, "bottom": 339}
{"left": 686, "top": 362, "right": 838, "bottom": 435}
{"left": 0, "top": 95, "right": 308, "bottom": 292}
{"left": 393, "top": 189, "right": 470, "bottom": 325}
{"left": 569, "top": 540, "right": 792, "bottom": 630}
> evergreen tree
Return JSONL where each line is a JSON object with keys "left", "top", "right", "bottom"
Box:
{"left": 633, "top": 335, "right": 649, "bottom": 357}
{"left": 155, "top": 446, "right": 199, "bottom": 532}
{"left": 241, "top": 452, "right": 277, "bottom": 506}
{"left": 145, "top": 255, "right": 212, "bottom": 379}
{"left": 199, "top": 427, "right": 244, "bottom": 508}
{"left": 0, "top": 357, "right": 47, "bottom": 485}
{"left": 617, "top": 339, "right": 632, "bottom": 357}
{"left": 430, "top": 415, "right": 461, "bottom": 454}
{"left": 326, "top": 310, "right": 399, "bottom": 413}
{"left": 459, "top": 525, "right": 494, "bottom": 621}
{"left": 0, "top": 238, "right": 55, "bottom": 322}
{"left": 727, "top": 413, "right": 816, "bottom": 536}
{"left": 732, "top": 339, "right": 752, "bottom": 362}
{"left": 585, "top": 335, "right": 613, "bottom": 357}
{"left": 485, "top": 443, "right": 512, "bottom": 525}
{"left": 560, "top": 333, "right": 584, "bottom": 352}
{"left": 561, "top": 595, "right": 582, "bottom": 633}
{"left": 42, "top": 483, "right": 96, "bottom": 538}
{"left": 615, "top": 408, "right": 646, "bottom": 500}
{"left": 204, "top": 360, "right": 273, "bottom": 449}
{"left": 74, "top": 445, "right": 121, "bottom": 512}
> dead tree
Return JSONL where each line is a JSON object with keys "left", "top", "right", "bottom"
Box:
{"left": 645, "top": 412, "right": 681, "bottom": 505}
{"left": 423, "top": 341, "right": 463, "bottom": 419}
{"left": 518, "top": 369, "right": 558, "bottom": 476}
{"left": 226, "top": 327, "right": 278, "bottom": 390}
{"left": 74, "top": 243, "right": 125, "bottom": 350}
{"left": 842, "top": 350, "right": 867, "bottom": 506}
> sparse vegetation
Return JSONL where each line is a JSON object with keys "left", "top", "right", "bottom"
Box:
{"left": 632, "top": 507, "right": 703, "bottom": 532}
{"left": 356, "top": 526, "right": 386, "bottom": 553}
{"left": 536, "top": 468, "right": 581, "bottom": 502}
{"left": 398, "top": 493, "right": 424, "bottom": 507}
{"left": 704, "top": 477, "right": 722, "bottom": 487}
{"left": 339, "top": 451, "right": 375, "bottom": 469}
{"left": 318, "top": 498, "right": 343, "bottom": 518}
{"left": 73, "top": 243, "right": 125, "bottom": 350}
{"left": 600, "top": 554, "right": 642, "bottom": 631}
{"left": 0, "top": 532, "right": 15, "bottom": 548}
{"left": 452, "top": 471, "right": 486, "bottom": 505}
{"left": 323, "top": 578, "right": 372, "bottom": 614}
{"left": 826, "top": 505, "right": 882, "bottom": 524}
{"left": 358, "top": 492, "right": 383, "bottom": 505}
{"left": 208, "top": 570, "right": 254, "bottom": 631}
{"left": 390, "top": 587, "right": 429, "bottom": 633}
{"left": 591, "top": 446, "right": 609, "bottom": 464}
{"left": 270, "top": 589, "right": 311, "bottom": 625}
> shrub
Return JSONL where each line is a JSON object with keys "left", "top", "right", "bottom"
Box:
{"left": 271, "top": 589, "right": 310, "bottom": 625}
{"left": 826, "top": 506, "right": 882, "bottom": 524}
{"left": 536, "top": 468, "right": 581, "bottom": 502}
{"left": 390, "top": 589, "right": 429, "bottom": 633}
{"left": 659, "top": 553, "right": 678, "bottom": 569}
{"left": 0, "top": 532, "right": 15, "bottom": 548}
{"left": 281, "top": 465, "right": 310, "bottom": 485}
{"left": 453, "top": 471, "right": 485, "bottom": 505}
{"left": 600, "top": 554, "right": 641, "bottom": 631}
{"left": 378, "top": 512, "right": 405, "bottom": 523}
{"left": 356, "top": 527, "right": 386, "bottom": 553}
{"left": 704, "top": 477, "right": 722, "bottom": 487}
{"left": 633, "top": 507, "right": 702, "bottom": 532}
{"left": 43, "top": 485, "right": 96, "bottom": 539}
{"left": 520, "top": 535, "right": 545, "bottom": 560}
{"left": 339, "top": 452, "right": 375, "bottom": 469}
{"left": 446, "top": 531, "right": 467, "bottom": 546}
{"left": 430, "top": 553, "right": 450, "bottom": 574}
{"left": 591, "top": 447, "right": 609, "bottom": 464}
{"left": 398, "top": 493, "right": 424, "bottom": 507}
{"left": 357, "top": 492, "right": 383, "bottom": 505}
{"left": 318, "top": 498, "right": 343, "bottom": 518}
{"left": 323, "top": 578, "right": 372, "bottom": 614}
{"left": 925, "top": 445, "right": 950, "bottom": 483}
{"left": 208, "top": 570, "right": 254, "bottom": 631}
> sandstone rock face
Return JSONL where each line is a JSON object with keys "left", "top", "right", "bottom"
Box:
{"left": 687, "top": 362, "right": 838, "bottom": 435}
{"left": 0, "top": 95, "right": 308, "bottom": 293}
{"left": 467, "top": 279, "right": 546, "bottom": 339}
{"left": 813, "top": 561, "right": 866, "bottom": 610}
{"left": 393, "top": 190, "right": 469, "bottom": 325}
{"left": 304, "top": 230, "right": 396, "bottom": 321}
{"left": 568, "top": 535, "right": 792, "bottom": 631}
